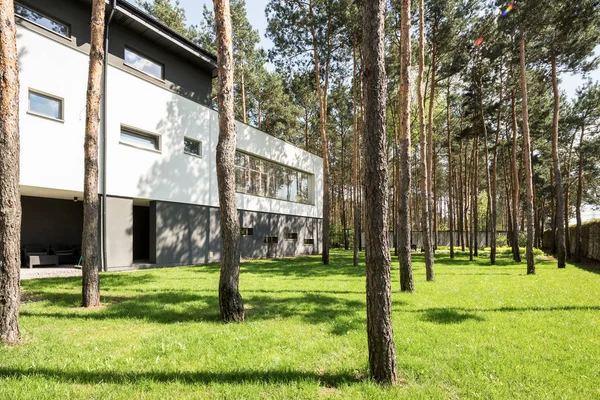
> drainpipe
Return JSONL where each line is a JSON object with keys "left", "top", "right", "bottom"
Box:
{"left": 101, "top": 0, "right": 116, "bottom": 272}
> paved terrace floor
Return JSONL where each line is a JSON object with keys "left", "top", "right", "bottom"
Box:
{"left": 21, "top": 266, "right": 82, "bottom": 280}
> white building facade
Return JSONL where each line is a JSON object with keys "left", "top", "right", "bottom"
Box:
{"left": 16, "top": 0, "right": 323, "bottom": 270}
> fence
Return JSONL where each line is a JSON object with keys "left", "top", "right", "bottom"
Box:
{"left": 543, "top": 219, "right": 600, "bottom": 261}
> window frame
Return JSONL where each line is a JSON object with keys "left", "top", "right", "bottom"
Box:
{"left": 240, "top": 228, "right": 254, "bottom": 236}
{"left": 235, "top": 150, "right": 313, "bottom": 205}
{"left": 124, "top": 47, "right": 165, "bottom": 82}
{"left": 15, "top": 3, "right": 71, "bottom": 39}
{"left": 184, "top": 137, "right": 202, "bottom": 157}
{"left": 27, "top": 89, "right": 64, "bottom": 122}
{"left": 303, "top": 238, "right": 315, "bottom": 245}
{"left": 119, "top": 125, "right": 161, "bottom": 153}
{"left": 285, "top": 232, "right": 298, "bottom": 241}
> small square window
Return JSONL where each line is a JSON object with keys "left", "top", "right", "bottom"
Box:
{"left": 184, "top": 137, "right": 202, "bottom": 156}
{"left": 285, "top": 232, "right": 298, "bottom": 240}
{"left": 264, "top": 236, "right": 279, "bottom": 244}
{"left": 28, "top": 90, "right": 63, "bottom": 120}
{"left": 120, "top": 127, "right": 160, "bottom": 151}
{"left": 15, "top": 3, "right": 70, "bottom": 38}
{"left": 304, "top": 238, "right": 314, "bottom": 245}
{"left": 124, "top": 48, "right": 164, "bottom": 80}
{"left": 240, "top": 228, "right": 254, "bottom": 236}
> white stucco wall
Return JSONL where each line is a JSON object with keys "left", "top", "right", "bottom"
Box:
{"left": 17, "top": 24, "right": 323, "bottom": 219}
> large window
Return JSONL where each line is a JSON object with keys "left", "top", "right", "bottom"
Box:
{"left": 28, "top": 90, "right": 63, "bottom": 121}
{"left": 120, "top": 127, "right": 160, "bottom": 151}
{"left": 235, "top": 151, "right": 311, "bottom": 204}
{"left": 15, "top": 3, "right": 70, "bottom": 38}
{"left": 124, "top": 48, "right": 164, "bottom": 80}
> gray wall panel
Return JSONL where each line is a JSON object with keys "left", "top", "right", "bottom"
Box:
{"left": 106, "top": 196, "right": 133, "bottom": 269}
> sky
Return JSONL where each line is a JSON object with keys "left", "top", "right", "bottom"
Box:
{"left": 177, "top": 1, "right": 599, "bottom": 99}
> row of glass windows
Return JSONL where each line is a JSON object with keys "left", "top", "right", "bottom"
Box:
{"left": 235, "top": 152, "right": 311, "bottom": 204}
{"left": 16, "top": 3, "right": 165, "bottom": 81}
{"left": 240, "top": 229, "right": 313, "bottom": 245}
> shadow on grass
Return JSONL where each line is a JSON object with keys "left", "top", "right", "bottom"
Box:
{"left": 20, "top": 290, "right": 373, "bottom": 336}
{"left": 420, "top": 308, "right": 485, "bottom": 324}
{"left": 0, "top": 366, "right": 359, "bottom": 387}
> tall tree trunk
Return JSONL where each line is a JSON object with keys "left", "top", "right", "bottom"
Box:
{"left": 575, "top": 125, "right": 584, "bottom": 262}
{"left": 362, "top": 0, "right": 398, "bottom": 384}
{"left": 240, "top": 71, "right": 247, "bottom": 124}
{"left": 473, "top": 132, "right": 479, "bottom": 257}
{"left": 520, "top": 33, "right": 535, "bottom": 275}
{"left": 418, "top": 0, "right": 434, "bottom": 281}
{"left": 459, "top": 138, "right": 465, "bottom": 251}
{"left": 447, "top": 80, "right": 454, "bottom": 258}
{"left": 491, "top": 71, "right": 502, "bottom": 265}
{"left": 214, "top": 0, "right": 244, "bottom": 322}
{"left": 510, "top": 88, "right": 521, "bottom": 262}
{"left": 81, "top": 0, "right": 105, "bottom": 308}
{"left": 433, "top": 147, "right": 438, "bottom": 249}
{"left": 479, "top": 77, "right": 492, "bottom": 262}
{"left": 551, "top": 52, "right": 566, "bottom": 268}
{"left": 427, "top": 23, "right": 437, "bottom": 252}
{"left": 0, "top": 0, "right": 21, "bottom": 344}
{"left": 352, "top": 31, "right": 359, "bottom": 266}
{"left": 308, "top": 0, "right": 331, "bottom": 265}
{"left": 398, "top": 0, "right": 414, "bottom": 292}
{"left": 304, "top": 105, "right": 310, "bottom": 151}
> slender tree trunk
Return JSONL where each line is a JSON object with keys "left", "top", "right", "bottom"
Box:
{"left": 479, "top": 77, "right": 492, "bottom": 262}
{"left": 241, "top": 71, "right": 247, "bottom": 124}
{"left": 473, "top": 132, "right": 479, "bottom": 257}
{"left": 214, "top": 0, "right": 244, "bottom": 322}
{"left": 433, "top": 147, "right": 438, "bottom": 249}
{"left": 0, "top": 0, "right": 21, "bottom": 344}
{"left": 342, "top": 138, "right": 349, "bottom": 250}
{"left": 418, "top": 0, "right": 434, "bottom": 281}
{"left": 304, "top": 106, "right": 310, "bottom": 151}
{"left": 575, "top": 125, "right": 584, "bottom": 262}
{"left": 447, "top": 80, "right": 454, "bottom": 258}
{"left": 510, "top": 89, "right": 521, "bottom": 262}
{"left": 459, "top": 138, "right": 465, "bottom": 251}
{"left": 399, "top": 0, "right": 414, "bottom": 292}
{"left": 352, "top": 32, "right": 359, "bottom": 266}
{"left": 520, "top": 33, "right": 535, "bottom": 275}
{"left": 427, "top": 25, "right": 437, "bottom": 252}
{"left": 362, "top": 0, "right": 398, "bottom": 384}
{"left": 491, "top": 71, "right": 502, "bottom": 264}
{"left": 308, "top": 0, "right": 331, "bottom": 265}
{"left": 81, "top": 0, "right": 105, "bottom": 308}
{"left": 550, "top": 52, "right": 566, "bottom": 268}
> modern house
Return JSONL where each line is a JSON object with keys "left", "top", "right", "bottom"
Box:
{"left": 15, "top": 0, "right": 323, "bottom": 270}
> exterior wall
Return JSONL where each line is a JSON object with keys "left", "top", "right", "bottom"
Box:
{"left": 16, "top": 0, "right": 324, "bottom": 269}
{"left": 106, "top": 197, "right": 133, "bottom": 269}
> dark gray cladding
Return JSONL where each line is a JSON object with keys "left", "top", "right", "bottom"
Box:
{"left": 128, "top": 200, "right": 322, "bottom": 270}
{"left": 21, "top": 196, "right": 84, "bottom": 248}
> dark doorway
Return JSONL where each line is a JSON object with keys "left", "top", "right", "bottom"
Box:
{"left": 133, "top": 205, "right": 150, "bottom": 262}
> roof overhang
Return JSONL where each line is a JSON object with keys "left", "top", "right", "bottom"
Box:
{"left": 75, "top": 0, "right": 218, "bottom": 78}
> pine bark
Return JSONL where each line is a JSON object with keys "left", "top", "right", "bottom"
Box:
{"left": 362, "top": 0, "right": 398, "bottom": 384}
{"left": 308, "top": 0, "right": 331, "bottom": 265}
{"left": 575, "top": 125, "right": 584, "bottom": 262}
{"left": 81, "top": 0, "right": 105, "bottom": 308}
{"left": 214, "top": 0, "right": 244, "bottom": 322}
{"left": 398, "top": 0, "right": 414, "bottom": 292}
{"left": 0, "top": 0, "right": 21, "bottom": 344}
{"left": 510, "top": 89, "right": 521, "bottom": 262}
{"left": 479, "top": 77, "right": 493, "bottom": 263}
{"left": 551, "top": 53, "right": 566, "bottom": 268}
{"left": 418, "top": 0, "right": 434, "bottom": 281}
{"left": 352, "top": 32, "right": 359, "bottom": 267}
{"left": 491, "top": 71, "right": 502, "bottom": 265}
{"left": 520, "top": 33, "right": 535, "bottom": 275}
{"left": 447, "top": 81, "right": 454, "bottom": 259}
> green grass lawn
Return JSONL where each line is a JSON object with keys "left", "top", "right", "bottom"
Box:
{"left": 2, "top": 249, "right": 599, "bottom": 399}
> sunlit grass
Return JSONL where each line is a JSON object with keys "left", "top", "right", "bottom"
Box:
{"left": 1, "top": 249, "right": 598, "bottom": 399}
